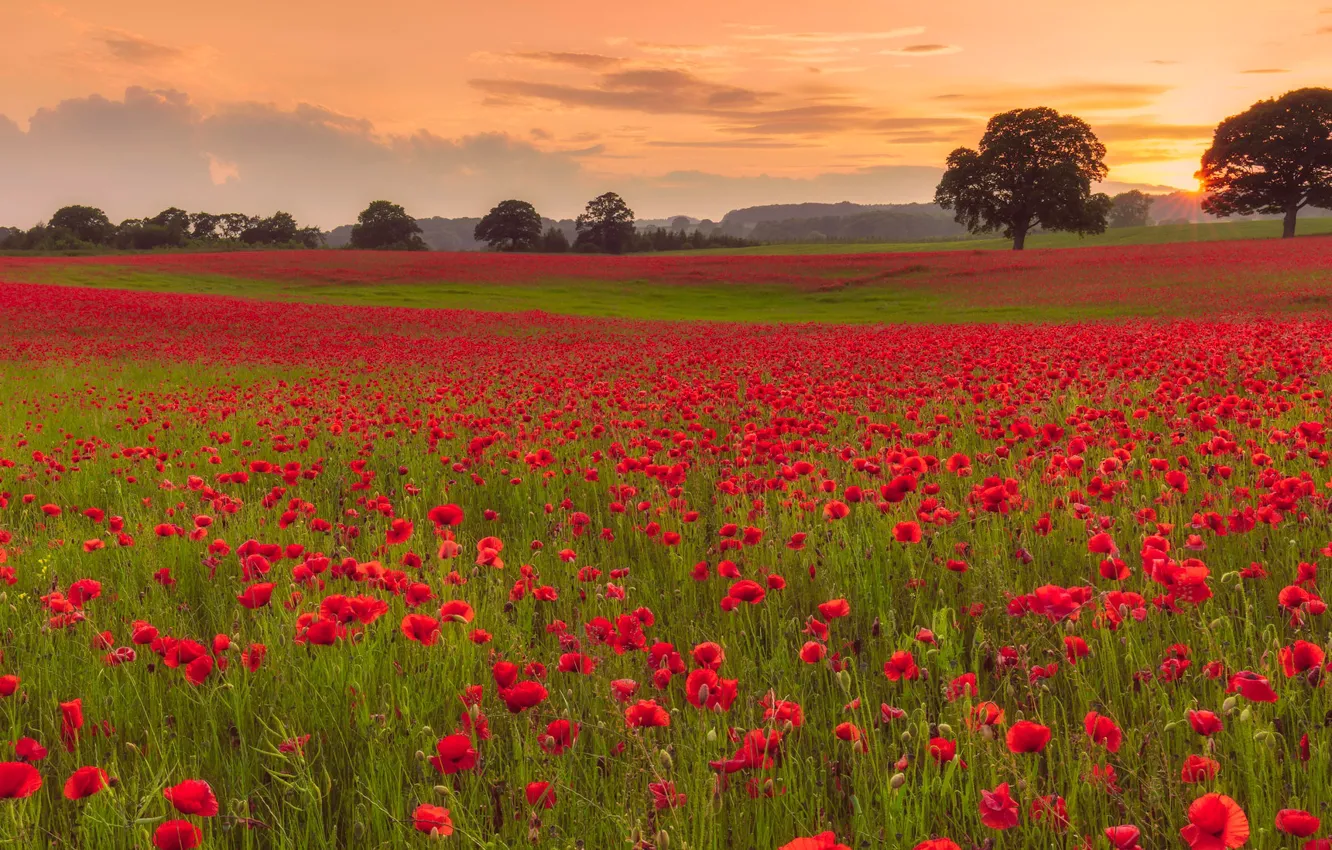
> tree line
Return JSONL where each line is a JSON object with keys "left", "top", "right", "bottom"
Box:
{"left": 936, "top": 87, "right": 1332, "bottom": 249}
{"left": 0, "top": 206, "right": 324, "bottom": 251}
{"left": 4, "top": 87, "right": 1328, "bottom": 254}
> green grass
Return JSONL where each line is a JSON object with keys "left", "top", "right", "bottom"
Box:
{"left": 18, "top": 267, "right": 1134, "bottom": 325}
{"left": 702, "top": 217, "right": 1332, "bottom": 255}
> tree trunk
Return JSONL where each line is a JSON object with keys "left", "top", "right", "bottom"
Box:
{"left": 1283, "top": 205, "right": 1298, "bottom": 239}
{"left": 1012, "top": 225, "right": 1028, "bottom": 251}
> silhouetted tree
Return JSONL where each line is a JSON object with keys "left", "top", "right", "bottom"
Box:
{"left": 147, "top": 207, "right": 191, "bottom": 234}
{"left": 218, "top": 213, "right": 254, "bottom": 240}
{"left": 189, "top": 213, "right": 223, "bottom": 240}
{"left": 575, "top": 192, "right": 635, "bottom": 254}
{"left": 241, "top": 212, "right": 323, "bottom": 247}
{"left": 1109, "top": 191, "right": 1155, "bottom": 228}
{"left": 349, "top": 200, "right": 427, "bottom": 250}
{"left": 540, "top": 226, "right": 570, "bottom": 253}
{"left": 935, "top": 107, "right": 1112, "bottom": 250}
{"left": 49, "top": 205, "right": 115, "bottom": 244}
{"left": 1198, "top": 88, "right": 1332, "bottom": 238}
{"left": 474, "top": 200, "right": 543, "bottom": 251}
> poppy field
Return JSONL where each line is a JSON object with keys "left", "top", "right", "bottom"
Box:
{"left": 6, "top": 233, "right": 1332, "bottom": 324}
{"left": 1, "top": 252, "right": 1332, "bottom": 850}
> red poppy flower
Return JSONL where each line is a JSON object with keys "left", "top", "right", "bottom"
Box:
{"left": 1180, "top": 793, "right": 1249, "bottom": 850}
{"left": 400, "top": 614, "right": 441, "bottom": 645}
{"left": 525, "top": 781, "right": 556, "bottom": 809}
{"left": 236, "top": 582, "right": 275, "bottom": 609}
{"left": 412, "top": 803, "right": 453, "bottom": 834}
{"left": 15, "top": 738, "right": 47, "bottom": 763}
{"left": 428, "top": 504, "right": 464, "bottom": 527}
{"left": 624, "top": 699, "right": 670, "bottom": 728}
{"left": 499, "top": 681, "right": 548, "bottom": 713}
{"left": 60, "top": 699, "right": 84, "bottom": 752}
{"left": 778, "top": 832, "right": 851, "bottom": 850}
{"left": 1104, "top": 826, "right": 1141, "bottom": 850}
{"left": 63, "top": 766, "right": 109, "bottom": 799}
{"left": 1006, "top": 720, "right": 1051, "bottom": 753}
{"left": 164, "top": 779, "right": 219, "bottom": 816}
{"left": 1180, "top": 754, "right": 1221, "bottom": 783}
{"left": 1188, "top": 710, "right": 1223, "bottom": 736}
{"left": 1226, "top": 671, "right": 1278, "bottom": 703}
{"left": 0, "top": 675, "right": 17, "bottom": 697}
{"left": 439, "top": 599, "right": 475, "bottom": 623}
{"left": 1275, "top": 809, "right": 1320, "bottom": 838}
{"left": 979, "top": 782, "right": 1019, "bottom": 830}
{"left": 0, "top": 762, "right": 42, "bottom": 798}
{"left": 817, "top": 599, "right": 851, "bottom": 620}
{"left": 429, "top": 735, "right": 477, "bottom": 775}
{"left": 914, "top": 842, "right": 961, "bottom": 850}
{"left": 1084, "top": 711, "right": 1123, "bottom": 752}
{"left": 894, "top": 521, "right": 923, "bottom": 543}
{"left": 153, "top": 820, "right": 203, "bottom": 850}
{"left": 883, "top": 650, "right": 919, "bottom": 682}
{"left": 385, "top": 517, "right": 413, "bottom": 545}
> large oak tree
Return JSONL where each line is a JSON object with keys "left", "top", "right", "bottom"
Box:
{"left": 935, "top": 107, "right": 1112, "bottom": 250}
{"left": 1198, "top": 88, "right": 1332, "bottom": 238}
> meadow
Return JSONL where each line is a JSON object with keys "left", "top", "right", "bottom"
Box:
{"left": 0, "top": 237, "right": 1330, "bottom": 850}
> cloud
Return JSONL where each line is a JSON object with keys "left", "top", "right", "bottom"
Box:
{"left": 0, "top": 86, "right": 976, "bottom": 225}
{"left": 647, "top": 139, "right": 818, "bottom": 149}
{"left": 1093, "top": 122, "right": 1214, "bottom": 141}
{"left": 733, "top": 28, "right": 925, "bottom": 43}
{"left": 470, "top": 69, "right": 769, "bottom": 116}
{"left": 1241, "top": 68, "right": 1288, "bottom": 74}
{"left": 509, "top": 51, "right": 623, "bottom": 70}
{"left": 879, "top": 44, "right": 962, "bottom": 56}
{"left": 934, "top": 83, "right": 1171, "bottom": 113}
{"left": 97, "top": 30, "right": 185, "bottom": 65}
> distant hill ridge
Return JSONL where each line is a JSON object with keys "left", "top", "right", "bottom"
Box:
{"left": 325, "top": 196, "right": 1332, "bottom": 251}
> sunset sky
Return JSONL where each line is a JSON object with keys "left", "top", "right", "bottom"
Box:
{"left": 2, "top": 0, "right": 1330, "bottom": 226}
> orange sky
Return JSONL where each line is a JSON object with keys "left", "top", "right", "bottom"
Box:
{"left": 2, "top": 0, "right": 1330, "bottom": 223}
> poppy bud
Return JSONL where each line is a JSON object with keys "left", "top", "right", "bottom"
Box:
{"left": 901, "top": 730, "right": 912, "bottom": 742}
{"left": 1240, "top": 707, "right": 1252, "bottom": 723}
{"left": 658, "top": 750, "right": 673, "bottom": 771}
{"left": 353, "top": 822, "right": 365, "bottom": 839}
{"left": 706, "top": 728, "right": 717, "bottom": 744}
{"left": 1221, "top": 697, "right": 1238, "bottom": 714}
{"left": 890, "top": 772, "right": 906, "bottom": 789}
{"left": 433, "top": 785, "right": 450, "bottom": 796}
{"left": 837, "top": 669, "right": 851, "bottom": 693}
{"left": 937, "top": 723, "right": 953, "bottom": 737}
{"left": 415, "top": 750, "right": 426, "bottom": 761}
{"left": 1253, "top": 730, "right": 1272, "bottom": 742}
{"left": 655, "top": 830, "right": 670, "bottom": 849}
{"left": 696, "top": 684, "right": 710, "bottom": 706}
{"left": 1209, "top": 617, "right": 1225, "bottom": 630}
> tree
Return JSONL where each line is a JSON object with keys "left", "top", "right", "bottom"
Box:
{"left": 1198, "top": 88, "right": 1332, "bottom": 238}
{"left": 49, "top": 205, "right": 115, "bottom": 244}
{"left": 670, "top": 216, "right": 692, "bottom": 231}
{"left": 935, "top": 107, "right": 1112, "bottom": 250}
{"left": 147, "top": 207, "right": 191, "bottom": 234}
{"left": 1109, "top": 191, "right": 1155, "bottom": 228}
{"left": 218, "top": 213, "right": 255, "bottom": 240}
{"left": 190, "top": 213, "right": 223, "bottom": 240}
{"left": 474, "top": 200, "right": 543, "bottom": 251}
{"left": 540, "top": 226, "right": 570, "bottom": 253}
{"left": 575, "top": 192, "right": 635, "bottom": 254}
{"left": 349, "top": 200, "right": 427, "bottom": 250}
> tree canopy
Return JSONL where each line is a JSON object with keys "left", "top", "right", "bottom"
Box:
{"left": 349, "top": 200, "right": 427, "bottom": 250}
{"left": 1198, "top": 88, "right": 1332, "bottom": 238}
{"left": 935, "top": 107, "right": 1112, "bottom": 250}
{"left": 474, "top": 200, "right": 543, "bottom": 251}
{"left": 49, "top": 205, "right": 115, "bottom": 244}
{"left": 1109, "top": 191, "right": 1155, "bottom": 228}
{"left": 574, "top": 192, "right": 635, "bottom": 254}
